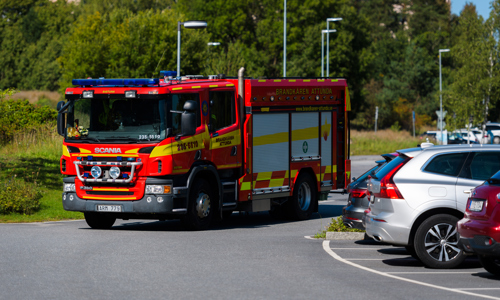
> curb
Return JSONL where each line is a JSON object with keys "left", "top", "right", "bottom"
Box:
{"left": 326, "top": 232, "right": 366, "bottom": 240}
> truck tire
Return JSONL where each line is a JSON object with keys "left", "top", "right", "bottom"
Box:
{"left": 414, "top": 214, "right": 465, "bottom": 269}
{"left": 286, "top": 173, "right": 316, "bottom": 220}
{"left": 182, "top": 178, "right": 214, "bottom": 230}
{"left": 479, "top": 256, "right": 500, "bottom": 275}
{"left": 84, "top": 212, "right": 116, "bottom": 229}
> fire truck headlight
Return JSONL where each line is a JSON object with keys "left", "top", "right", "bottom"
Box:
{"left": 91, "top": 166, "right": 102, "bottom": 179}
{"left": 64, "top": 183, "right": 75, "bottom": 192}
{"left": 145, "top": 185, "right": 172, "bottom": 194}
{"left": 109, "top": 167, "right": 120, "bottom": 179}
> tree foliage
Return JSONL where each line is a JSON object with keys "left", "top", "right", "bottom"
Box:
{"left": 1, "top": 0, "right": 500, "bottom": 131}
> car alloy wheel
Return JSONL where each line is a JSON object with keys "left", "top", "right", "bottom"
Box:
{"left": 414, "top": 214, "right": 466, "bottom": 268}
{"left": 423, "top": 223, "right": 461, "bottom": 262}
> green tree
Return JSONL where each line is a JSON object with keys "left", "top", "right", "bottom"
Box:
{"left": 447, "top": 3, "right": 499, "bottom": 130}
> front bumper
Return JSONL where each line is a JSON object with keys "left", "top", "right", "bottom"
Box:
{"left": 62, "top": 192, "right": 185, "bottom": 215}
{"left": 62, "top": 176, "right": 186, "bottom": 215}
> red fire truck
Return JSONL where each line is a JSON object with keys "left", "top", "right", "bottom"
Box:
{"left": 58, "top": 68, "right": 351, "bottom": 230}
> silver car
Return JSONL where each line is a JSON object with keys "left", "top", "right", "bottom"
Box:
{"left": 364, "top": 144, "right": 500, "bottom": 268}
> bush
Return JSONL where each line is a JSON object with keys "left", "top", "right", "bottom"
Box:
{"left": 0, "top": 175, "right": 42, "bottom": 215}
{"left": 0, "top": 99, "right": 57, "bottom": 143}
{"left": 314, "top": 216, "right": 363, "bottom": 238}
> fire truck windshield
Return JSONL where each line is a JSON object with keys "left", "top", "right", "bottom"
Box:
{"left": 65, "top": 98, "right": 166, "bottom": 142}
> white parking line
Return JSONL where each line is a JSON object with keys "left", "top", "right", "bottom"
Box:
{"left": 330, "top": 247, "right": 394, "bottom": 250}
{"left": 459, "top": 289, "right": 500, "bottom": 291}
{"left": 322, "top": 240, "right": 500, "bottom": 300}
{"left": 387, "top": 271, "right": 478, "bottom": 274}
{"left": 345, "top": 258, "right": 386, "bottom": 261}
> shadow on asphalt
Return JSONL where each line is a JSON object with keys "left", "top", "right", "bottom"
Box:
{"left": 381, "top": 253, "right": 482, "bottom": 269}
{"left": 471, "top": 272, "right": 500, "bottom": 281}
{"left": 80, "top": 202, "right": 345, "bottom": 232}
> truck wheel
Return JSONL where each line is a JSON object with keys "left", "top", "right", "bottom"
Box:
{"left": 286, "top": 173, "right": 316, "bottom": 220}
{"left": 84, "top": 212, "right": 116, "bottom": 229}
{"left": 182, "top": 179, "right": 214, "bottom": 230}
{"left": 479, "top": 256, "right": 500, "bottom": 275}
{"left": 414, "top": 214, "right": 465, "bottom": 268}
{"left": 494, "top": 136, "right": 500, "bottom": 144}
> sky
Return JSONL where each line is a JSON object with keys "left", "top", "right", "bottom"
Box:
{"left": 451, "top": 0, "right": 492, "bottom": 19}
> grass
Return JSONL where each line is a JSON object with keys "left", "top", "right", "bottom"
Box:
{"left": 350, "top": 129, "right": 423, "bottom": 155}
{"left": 0, "top": 125, "right": 83, "bottom": 222}
{"left": 314, "top": 216, "right": 364, "bottom": 238}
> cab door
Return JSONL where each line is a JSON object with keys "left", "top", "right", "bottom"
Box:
{"left": 209, "top": 88, "right": 241, "bottom": 170}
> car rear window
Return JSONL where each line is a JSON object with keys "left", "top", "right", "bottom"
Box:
{"left": 424, "top": 152, "right": 469, "bottom": 177}
{"left": 372, "top": 155, "right": 409, "bottom": 180}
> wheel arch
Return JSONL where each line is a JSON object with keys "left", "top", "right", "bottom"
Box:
{"left": 293, "top": 167, "right": 318, "bottom": 212}
{"left": 186, "top": 165, "right": 222, "bottom": 213}
{"left": 408, "top": 207, "right": 464, "bottom": 245}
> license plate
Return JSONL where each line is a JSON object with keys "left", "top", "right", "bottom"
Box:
{"left": 97, "top": 205, "right": 122, "bottom": 212}
{"left": 469, "top": 200, "right": 484, "bottom": 212}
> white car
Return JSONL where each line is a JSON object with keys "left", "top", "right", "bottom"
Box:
{"left": 364, "top": 144, "right": 500, "bottom": 268}
{"left": 484, "top": 122, "right": 500, "bottom": 144}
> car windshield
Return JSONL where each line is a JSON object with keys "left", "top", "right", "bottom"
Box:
{"left": 66, "top": 98, "right": 166, "bottom": 142}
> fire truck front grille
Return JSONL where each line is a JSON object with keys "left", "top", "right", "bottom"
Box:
{"left": 86, "top": 191, "right": 134, "bottom": 196}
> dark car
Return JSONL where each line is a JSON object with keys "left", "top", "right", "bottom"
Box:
{"left": 342, "top": 153, "right": 398, "bottom": 230}
{"left": 448, "top": 132, "right": 470, "bottom": 144}
{"left": 458, "top": 170, "right": 500, "bottom": 275}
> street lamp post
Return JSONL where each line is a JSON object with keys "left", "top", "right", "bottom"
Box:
{"left": 284, "top": 0, "right": 287, "bottom": 78}
{"left": 326, "top": 17, "right": 342, "bottom": 77}
{"left": 177, "top": 20, "right": 208, "bottom": 77}
{"left": 321, "top": 29, "right": 337, "bottom": 77}
{"left": 439, "top": 48, "right": 450, "bottom": 144}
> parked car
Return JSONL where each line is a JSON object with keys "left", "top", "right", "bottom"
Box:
{"left": 364, "top": 144, "right": 500, "bottom": 268}
{"left": 420, "top": 131, "right": 437, "bottom": 142}
{"left": 484, "top": 122, "right": 500, "bottom": 144}
{"left": 456, "top": 129, "right": 482, "bottom": 144}
{"left": 458, "top": 171, "right": 500, "bottom": 275}
{"left": 447, "top": 132, "right": 471, "bottom": 144}
{"left": 342, "top": 153, "right": 398, "bottom": 230}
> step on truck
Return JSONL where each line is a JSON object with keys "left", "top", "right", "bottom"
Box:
{"left": 58, "top": 68, "right": 351, "bottom": 230}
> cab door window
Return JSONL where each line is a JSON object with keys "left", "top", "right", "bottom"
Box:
{"left": 171, "top": 93, "right": 200, "bottom": 136}
{"left": 209, "top": 91, "right": 235, "bottom": 132}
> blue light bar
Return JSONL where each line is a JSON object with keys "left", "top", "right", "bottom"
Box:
{"left": 72, "top": 78, "right": 160, "bottom": 86}
{"left": 160, "top": 71, "right": 177, "bottom": 77}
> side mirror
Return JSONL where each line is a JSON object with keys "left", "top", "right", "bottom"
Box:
{"left": 180, "top": 100, "right": 198, "bottom": 137}
{"left": 57, "top": 101, "right": 66, "bottom": 136}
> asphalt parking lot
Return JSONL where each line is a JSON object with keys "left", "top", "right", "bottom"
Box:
{"left": 323, "top": 239, "right": 500, "bottom": 299}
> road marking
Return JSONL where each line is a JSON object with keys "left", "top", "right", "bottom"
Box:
{"left": 458, "top": 289, "right": 500, "bottom": 291}
{"left": 345, "top": 258, "right": 386, "bottom": 261}
{"left": 322, "top": 240, "right": 500, "bottom": 300}
{"left": 330, "top": 247, "right": 393, "bottom": 250}
{"left": 387, "top": 271, "right": 478, "bottom": 274}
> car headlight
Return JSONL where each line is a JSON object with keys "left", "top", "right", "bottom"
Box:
{"left": 64, "top": 183, "right": 75, "bottom": 192}
{"left": 145, "top": 185, "right": 171, "bottom": 194}
{"left": 109, "top": 166, "right": 120, "bottom": 179}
